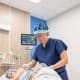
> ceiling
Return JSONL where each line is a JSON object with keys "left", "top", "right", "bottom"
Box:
{"left": 0, "top": 0, "right": 80, "bottom": 20}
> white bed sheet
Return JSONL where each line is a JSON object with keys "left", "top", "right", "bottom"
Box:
{"left": 32, "top": 67, "right": 62, "bottom": 80}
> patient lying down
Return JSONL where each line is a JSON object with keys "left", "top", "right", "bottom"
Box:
{"left": 8, "top": 67, "right": 62, "bottom": 80}
{"left": 5, "top": 69, "right": 19, "bottom": 80}
{"left": 7, "top": 68, "right": 36, "bottom": 80}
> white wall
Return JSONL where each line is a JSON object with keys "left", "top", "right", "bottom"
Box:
{"left": 48, "top": 6, "right": 80, "bottom": 80}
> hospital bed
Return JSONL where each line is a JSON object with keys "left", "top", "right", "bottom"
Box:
{"left": 0, "top": 67, "right": 62, "bottom": 80}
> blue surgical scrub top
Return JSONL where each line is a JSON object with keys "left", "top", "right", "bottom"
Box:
{"left": 32, "top": 38, "right": 68, "bottom": 80}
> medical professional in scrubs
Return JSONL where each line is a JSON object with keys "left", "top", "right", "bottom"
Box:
{"left": 10, "top": 23, "right": 69, "bottom": 80}
{"left": 29, "top": 23, "right": 69, "bottom": 80}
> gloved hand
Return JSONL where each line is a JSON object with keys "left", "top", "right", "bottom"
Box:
{"left": 22, "top": 64, "right": 30, "bottom": 70}
{"left": 49, "top": 65, "right": 54, "bottom": 70}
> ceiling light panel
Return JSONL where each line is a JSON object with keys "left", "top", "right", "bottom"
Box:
{"left": 29, "top": 0, "right": 41, "bottom": 3}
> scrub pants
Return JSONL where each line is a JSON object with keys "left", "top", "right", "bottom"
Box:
{"left": 57, "top": 69, "right": 69, "bottom": 80}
